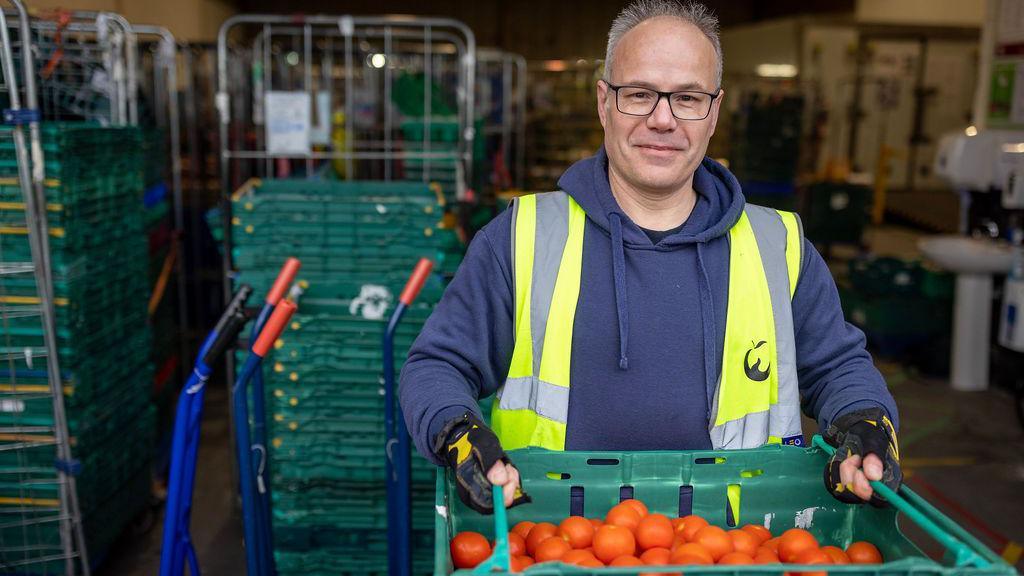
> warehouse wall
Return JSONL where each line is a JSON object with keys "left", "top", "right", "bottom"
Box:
{"left": 24, "top": 0, "right": 236, "bottom": 41}
{"left": 855, "top": 0, "right": 985, "bottom": 27}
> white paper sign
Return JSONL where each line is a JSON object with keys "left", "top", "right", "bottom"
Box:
{"left": 265, "top": 91, "right": 311, "bottom": 154}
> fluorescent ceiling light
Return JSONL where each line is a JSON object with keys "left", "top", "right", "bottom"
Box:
{"left": 756, "top": 63, "right": 798, "bottom": 78}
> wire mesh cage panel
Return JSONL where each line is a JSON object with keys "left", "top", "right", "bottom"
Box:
{"left": 217, "top": 15, "right": 476, "bottom": 200}
{"left": 476, "top": 48, "right": 526, "bottom": 194}
{"left": 0, "top": 2, "right": 90, "bottom": 575}
{"left": 2, "top": 9, "right": 137, "bottom": 126}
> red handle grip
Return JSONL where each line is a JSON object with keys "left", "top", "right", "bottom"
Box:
{"left": 266, "top": 258, "right": 301, "bottom": 305}
{"left": 253, "top": 300, "right": 297, "bottom": 357}
{"left": 399, "top": 258, "right": 434, "bottom": 306}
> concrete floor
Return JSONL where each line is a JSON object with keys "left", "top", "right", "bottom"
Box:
{"left": 95, "top": 224, "right": 1024, "bottom": 574}
{"left": 98, "top": 384, "right": 244, "bottom": 576}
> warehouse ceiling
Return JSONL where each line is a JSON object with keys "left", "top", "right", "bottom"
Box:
{"left": 235, "top": 0, "right": 856, "bottom": 59}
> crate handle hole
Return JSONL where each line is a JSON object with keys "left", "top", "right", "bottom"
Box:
{"left": 725, "top": 484, "right": 741, "bottom": 527}
{"left": 586, "top": 458, "right": 619, "bottom": 466}
{"left": 619, "top": 485, "right": 634, "bottom": 502}
{"left": 695, "top": 457, "right": 726, "bottom": 464}
{"left": 546, "top": 472, "right": 571, "bottom": 480}
{"left": 570, "top": 486, "right": 585, "bottom": 517}
{"left": 678, "top": 486, "right": 693, "bottom": 517}
{"left": 740, "top": 469, "right": 763, "bottom": 478}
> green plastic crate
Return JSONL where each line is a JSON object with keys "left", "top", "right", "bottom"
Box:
{"left": 435, "top": 440, "right": 1015, "bottom": 575}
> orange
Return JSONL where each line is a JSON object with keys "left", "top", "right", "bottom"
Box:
{"left": 620, "top": 498, "right": 650, "bottom": 517}
{"left": 691, "top": 525, "right": 734, "bottom": 561}
{"left": 635, "top": 513, "right": 674, "bottom": 550}
{"left": 754, "top": 547, "right": 780, "bottom": 564}
{"left": 741, "top": 524, "right": 772, "bottom": 544}
{"left": 450, "top": 531, "right": 492, "bottom": 569}
{"left": 606, "top": 503, "right": 643, "bottom": 532}
{"left": 778, "top": 528, "right": 818, "bottom": 563}
{"left": 593, "top": 524, "right": 637, "bottom": 563}
{"left": 525, "top": 522, "right": 558, "bottom": 557}
{"left": 588, "top": 518, "right": 604, "bottom": 531}
{"left": 640, "top": 547, "right": 672, "bottom": 565}
{"left": 562, "top": 549, "right": 597, "bottom": 565}
{"left": 579, "top": 556, "right": 605, "bottom": 567}
{"left": 670, "top": 542, "right": 714, "bottom": 565}
{"left": 763, "top": 536, "right": 781, "bottom": 551}
{"left": 610, "top": 555, "right": 645, "bottom": 566}
{"left": 509, "top": 555, "right": 534, "bottom": 572}
{"left": 821, "top": 545, "right": 851, "bottom": 564}
{"left": 794, "top": 547, "right": 832, "bottom": 565}
{"left": 719, "top": 552, "right": 755, "bottom": 565}
{"left": 846, "top": 541, "right": 883, "bottom": 564}
{"left": 558, "top": 516, "right": 595, "bottom": 549}
{"left": 507, "top": 532, "right": 526, "bottom": 557}
{"left": 534, "top": 536, "right": 572, "bottom": 563}
{"left": 728, "top": 529, "right": 759, "bottom": 556}
{"left": 675, "top": 514, "right": 708, "bottom": 542}
{"left": 511, "top": 521, "right": 535, "bottom": 540}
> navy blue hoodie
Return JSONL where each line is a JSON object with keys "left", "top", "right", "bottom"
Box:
{"left": 400, "top": 148, "right": 897, "bottom": 464}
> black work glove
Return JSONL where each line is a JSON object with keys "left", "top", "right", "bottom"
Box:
{"left": 823, "top": 407, "right": 901, "bottom": 507}
{"left": 433, "top": 411, "right": 531, "bottom": 514}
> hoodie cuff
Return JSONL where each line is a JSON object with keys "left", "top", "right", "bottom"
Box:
{"left": 829, "top": 400, "right": 894, "bottom": 431}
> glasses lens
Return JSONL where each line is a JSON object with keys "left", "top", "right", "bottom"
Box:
{"left": 616, "top": 86, "right": 659, "bottom": 115}
{"left": 670, "top": 91, "right": 712, "bottom": 120}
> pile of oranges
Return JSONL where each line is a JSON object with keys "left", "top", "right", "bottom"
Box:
{"left": 450, "top": 499, "right": 884, "bottom": 572}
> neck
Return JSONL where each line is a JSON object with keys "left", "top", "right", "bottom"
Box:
{"left": 608, "top": 165, "right": 698, "bottom": 231}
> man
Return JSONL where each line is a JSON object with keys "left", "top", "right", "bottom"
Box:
{"left": 400, "top": 0, "right": 900, "bottom": 514}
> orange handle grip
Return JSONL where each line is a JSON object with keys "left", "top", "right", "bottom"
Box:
{"left": 399, "top": 258, "right": 434, "bottom": 306}
{"left": 253, "top": 300, "right": 297, "bottom": 357}
{"left": 266, "top": 258, "right": 301, "bottom": 305}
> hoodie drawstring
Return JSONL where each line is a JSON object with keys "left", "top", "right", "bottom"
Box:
{"left": 609, "top": 213, "right": 629, "bottom": 370}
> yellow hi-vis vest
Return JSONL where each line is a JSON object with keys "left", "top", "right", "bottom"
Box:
{"left": 491, "top": 191, "right": 805, "bottom": 451}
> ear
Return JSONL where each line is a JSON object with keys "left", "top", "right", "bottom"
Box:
{"left": 707, "top": 88, "right": 724, "bottom": 138}
{"left": 597, "top": 80, "right": 609, "bottom": 129}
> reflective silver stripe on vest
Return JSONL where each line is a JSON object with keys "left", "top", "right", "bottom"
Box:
{"left": 498, "top": 192, "right": 573, "bottom": 424}
{"left": 709, "top": 205, "right": 803, "bottom": 449}
{"left": 497, "top": 376, "right": 570, "bottom": 423}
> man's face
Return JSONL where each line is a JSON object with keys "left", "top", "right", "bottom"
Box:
{"left": 597, "top": 16, "right": 723, "bottom": 195}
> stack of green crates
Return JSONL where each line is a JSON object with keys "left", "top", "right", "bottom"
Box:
{"left": 400, "top": 118, "right": 486, "bottom": 203}
{"left": 231, "top": 178, "right": 465, "bottom": 575}
{"left": 139, "top": 127, "right": 180, "bottom": 451}
{"left": 839, "top": 256, "right": 954, "bottom": 361}
{"left": 0, "top": 123, "right": 155, "bottom": 573}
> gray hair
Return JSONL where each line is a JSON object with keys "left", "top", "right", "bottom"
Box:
{"left": 604, "top": 0, "right": 722, "bottom": 88}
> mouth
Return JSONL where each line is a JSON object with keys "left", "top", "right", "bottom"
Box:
{"left": 634, "top": 143, "right": 683, "bottom": 156}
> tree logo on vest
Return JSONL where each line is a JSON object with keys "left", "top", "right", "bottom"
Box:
{"left": 743, "top": 340, "right": 771, "bottom": 382}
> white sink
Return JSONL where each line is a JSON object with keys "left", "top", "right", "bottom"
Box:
{"left": 918, "top": 235, "right": 1013, "bottom": 275}
{"left": 916, "top": 235, "right": 1013, "bottom": 392}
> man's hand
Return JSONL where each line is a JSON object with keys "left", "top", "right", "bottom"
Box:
{"left": 823, "top": 408, "right": 901, "bottom": 506}
{"left": 486, "top": 460, "right": 523, "bottom": 510}
{"left": 433, "top": 411, "right": 531, "bottom": 514}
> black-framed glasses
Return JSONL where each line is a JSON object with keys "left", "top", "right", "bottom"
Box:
{"left": 604, "top": 81, "right": 719, "bottom": 120}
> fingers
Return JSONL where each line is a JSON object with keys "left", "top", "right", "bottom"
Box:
{"left": 839, "top": 454, "right": 860, "bottom": 488}
{"left": 503, "top": 464, "right": 520, "bottom": 507}
{"left": 851, "top": 468, "right": 874, "bottom": 500}
{"left": 863, "top": 454, "right": 884, "bottom": 481}
{"left": 838, "top": 453, "right": 875, "bottom": 500}
{"left": 487, "top": 460, "right": 508, "bottom": 485}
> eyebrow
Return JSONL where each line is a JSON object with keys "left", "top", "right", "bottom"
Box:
{"left": 616, "top": 80, "right": 711, "bottom": 92}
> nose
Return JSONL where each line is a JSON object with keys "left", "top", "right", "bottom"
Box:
{"left": 647, "top": 94, "right": 677, "bottom": 131}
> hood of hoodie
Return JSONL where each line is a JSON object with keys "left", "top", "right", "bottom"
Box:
{"left": 555, "top": 146, "right": 747, "bottom": 371}
{"left": 556, "top": 146, "right": 745, "bottom": 247}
